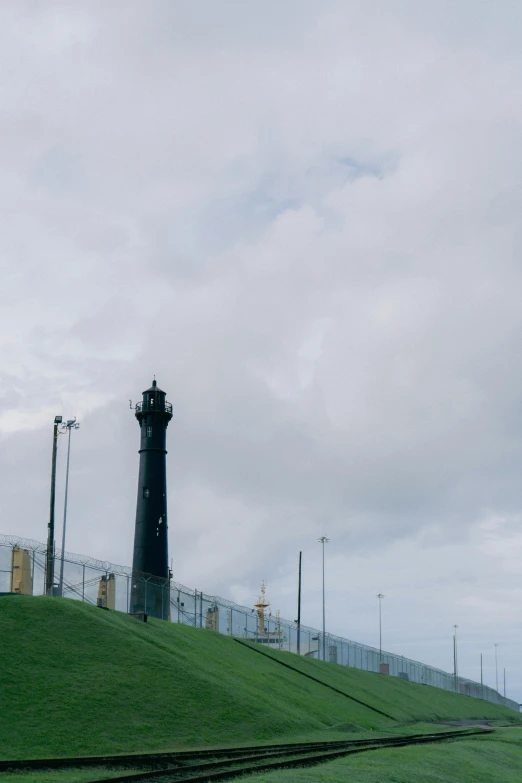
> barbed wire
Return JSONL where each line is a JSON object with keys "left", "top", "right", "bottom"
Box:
{"left": 0, "top": 534, "right": 517, "bottom": 710}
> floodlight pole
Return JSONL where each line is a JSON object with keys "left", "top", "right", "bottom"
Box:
{"left": 297, "top": 551, "right": 302, "bottom": 655}
{"left": 377, "top": 594, "right": 384, "bottom": 663}
{"left": 46, "top": 416, "right": 62, "bottom": 595}
{"left": 58, "top": 419, "right": 80, "bottom": 596}
{"left": 317, "top": 536, "right": 329, "bottom": 661}
{"left": 453, "top": 625, "right": 459, "bottom": 693}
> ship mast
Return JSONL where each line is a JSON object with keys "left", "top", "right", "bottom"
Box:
{"left": 253, "top": 581, "right": 270, "bottom": 637}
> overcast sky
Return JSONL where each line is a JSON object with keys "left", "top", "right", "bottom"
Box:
{"left": 1, "top": 0, "right": 522, "bottom": 702}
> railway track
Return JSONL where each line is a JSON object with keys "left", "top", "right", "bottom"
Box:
{"left": 0, "top": 728, "right": 488, "bottom": 781}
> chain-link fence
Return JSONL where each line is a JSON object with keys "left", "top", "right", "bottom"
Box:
{"left": 1, "top": 533, "right": 518, "bottom": 712}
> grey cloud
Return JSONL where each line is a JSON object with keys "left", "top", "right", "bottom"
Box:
{"left": 1, "top": 0, "right": 522, "bottom": 698}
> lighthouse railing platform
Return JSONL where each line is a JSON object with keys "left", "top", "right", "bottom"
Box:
{"left": 135, "top": 400, "right": 173, "bottom": 414}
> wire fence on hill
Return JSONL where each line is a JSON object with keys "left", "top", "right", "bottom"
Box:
{"left": 1, "top": 533, "right": 518, "bottom": 713}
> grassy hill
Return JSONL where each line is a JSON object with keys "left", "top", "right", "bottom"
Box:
{"left": 237, "top": 640, "right": 514, "bottom": 725}
{"left": 0, "top": 595, "right": 518, "bottom": 760}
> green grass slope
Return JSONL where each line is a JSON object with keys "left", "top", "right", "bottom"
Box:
{"left": 0, "top": 596, "right": 517, "bottom": 760}
{"left": 239, "top": 640, "right": 517, "bottom": 725}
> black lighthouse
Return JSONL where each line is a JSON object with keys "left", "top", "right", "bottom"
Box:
{"left": 130, "top": 379, "right": 173, "bottom": 619}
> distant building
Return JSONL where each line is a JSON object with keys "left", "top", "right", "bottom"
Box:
{"left": 288, "top": 639, "right": 320, "bottom": 657}
{"left": 328, "top": 645, "right": 338, "bottom": 663}
{"left": 97, "top": 573, "right": 116, "bottom": 609}
{"left": 10, "top": 546, "right": 33, "bottom": 595}
{"left": 205, "top": 605, "right": 220, "bottom": 631}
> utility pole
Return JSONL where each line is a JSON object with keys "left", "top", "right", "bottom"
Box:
{"left": 317, "top": 536, "right": 329, "bottom": 661}
{"left": 504, "top": 668, "right": 506, "bottom": 698}
{"left": 58, "top": 418, "right": 80, "bottom": 596}
{"left": 297, "top": 551, "right": 302, "bottom": 655}
{"left": 453, "top": 625, "right": 459, "bottom": 693}
{"left": 46, "top": 415, "right": 62, "bottom": 596}
{"left": 377, "top": 594, "right": 384, "bottom": 663}
{"left": 494, "top": 643, "right": 499, "bottom": 693}
{"left": 480, "top": 653, "right": 483, "bottom": 688}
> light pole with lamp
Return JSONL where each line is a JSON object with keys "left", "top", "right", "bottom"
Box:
{"left": 377, "top": 594, "right": 384, "bottom": 665}
{"left": 317, "top": 536, "right": 329, "bottom": 661}
{"left": 296, "top": 551, "right": 302, "bottom": 655}
{"left": 453, "top": 625, "right": 459, "bottom": 693}
{"left": 46, "top": 415, "right": 63, "bottom": 596}
{"left": 58, "top": 419, "right": 80, "bottom": 597}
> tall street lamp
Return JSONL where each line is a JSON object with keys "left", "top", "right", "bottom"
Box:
{"left": 58, "top": 418, "right": 80, "bottom": 596}
{"left": 317, "top": 536, "right": 329, "bottom": 661}
{"left": 453, "top": 625, "right": 459, "bottom": 693}
{"left": 494, "top": 643, "right": 499, "bottom": 693}
{"left": 296, "top": 551, "right": 302, "bottom": 655}
{"left": 377, "top": 594, "right": 384, "bottom": 663}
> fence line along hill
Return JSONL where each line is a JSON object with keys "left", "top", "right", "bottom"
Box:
{"left": 1, "top": 595, "right": 519, "bottom": 761}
